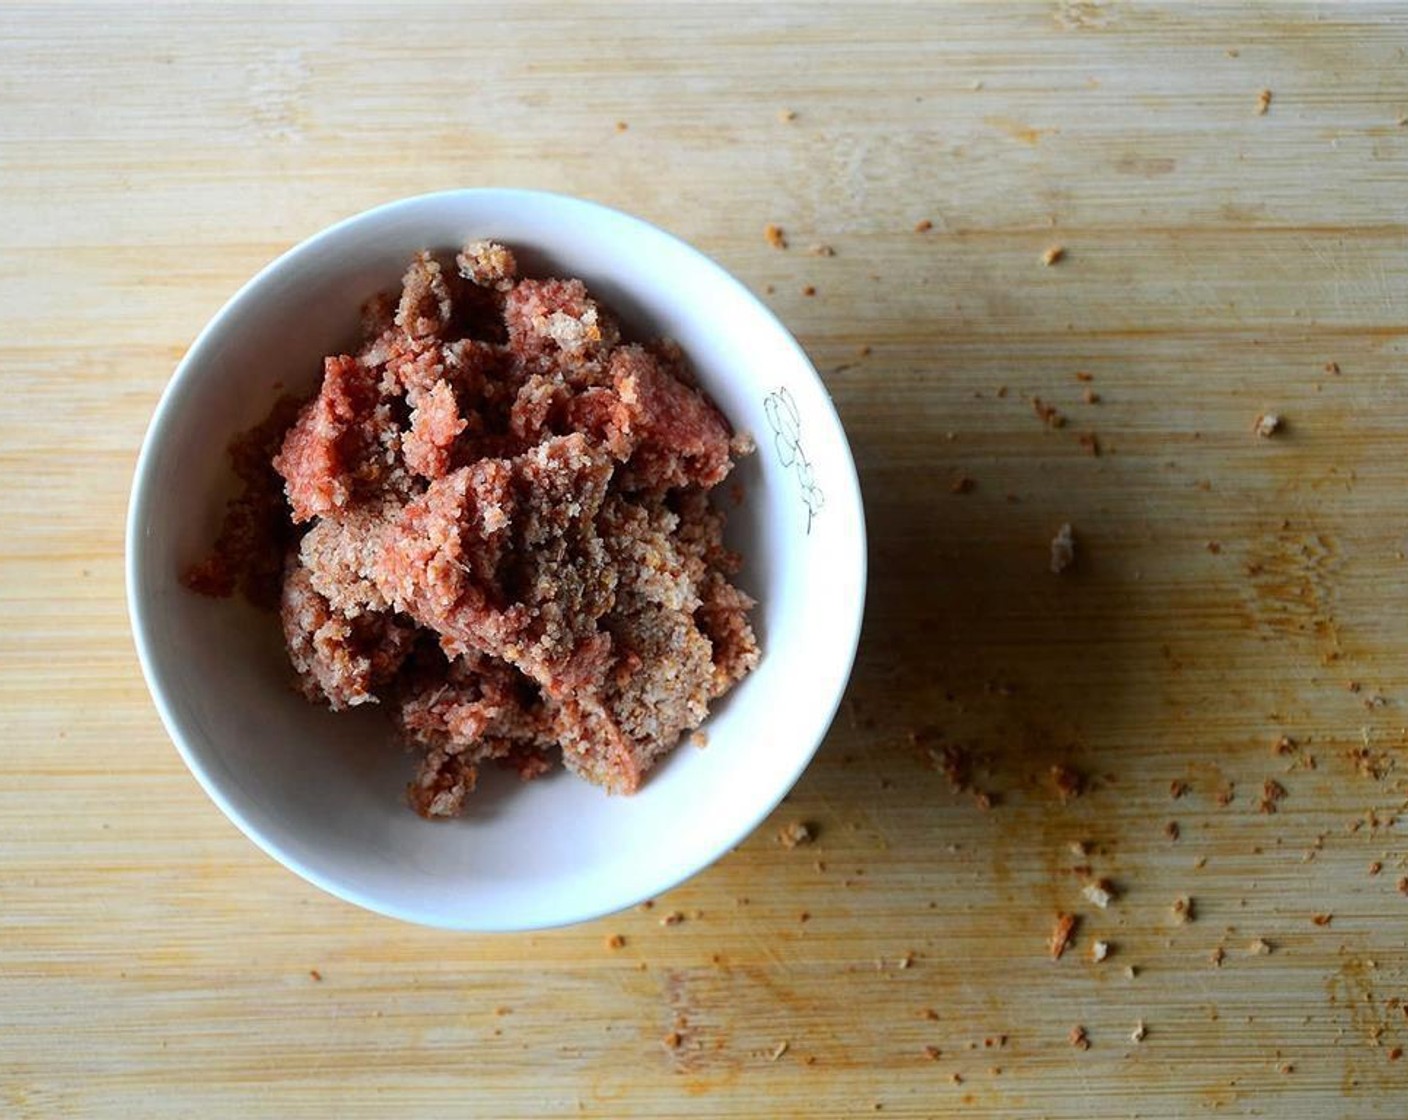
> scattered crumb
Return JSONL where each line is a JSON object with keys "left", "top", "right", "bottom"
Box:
{"left": 856, "top": 345, "right": 872, "bottom": 357}
{"left": 1050, "top": 912, "right": 1078, "bottom": 960}
{"left": 914, "top": 219, "right": 934, "bottom": 233}
{"left": 1032, "top": 396, "right": 1066, "bottom": 429}
{"left": 1210, "top": 946, "right": 1226, "bottom": 968}
{"left": 1069, "top": 839, "right": 1090, "bottom": 858}
{"left": 778, "top": 821, "right": 814, "bottom": 848}
{"left": 615, "top": 120, "right": 629, "bottom": 133}
{"left": 1165, "top": 821, "right": 1181, "bottom": 841}
{"left": 779, "top": 108, "right": 797, "bottom": 122}
{"left": 1050, "top": 523, "right": 1076, "bottom": 574}
{"left": 768, "top": 1040, "right": 790, "bottom": 1062}
{"left": 639, "top": 899, "right": 655, "bottom": 911}
{"left": 1075, "top": 370, "right": 1094, "bottom": 382}
{"left": 663, "top": 1030, "right": 683, "bottom": 1049}
{"left": 1069, "top": 1024, "right": 1090, "bottom": 1050}
{"left": 923, "top": 1045, "right": 942, "bottom": 1060}
{"left": 660, "top": 911, "right": 685, "bottom": 926}
{"left": 1170, "top": 779, "right": 1190, "bottom": 799}
{"left": 1259, "top": 779, "right": 1288, "bottom": 814}
{"left": 764, "top": 224, "right": 788, "bottom": 250}
{"left": 1131, "top": 1020, "right": 1147, "bottom": 1043}
{"left": 1391, "top": 1047, "right": 1404, "bottom": 1061}
{"left": 802, "top": 285, "right": 817, "bottom": 297}
{"left": 1325, "top": 361, "right": 1341, "bottom": 375}
{"left": 1171, "top": 896, "right": 1195, "bottom": 925}
{"left": 1092, "top": 940, "right": 1111, "bottom": 962}
{"left": 950, "top": 1073, "right": 963, "bottom": 1085}
{"left": 1256, "top": 88, "right": 1272, "bottom": 115}
{"left": 1249, "top": 938, "right": 1272, "bottom": 955}
{"left": 808, "top": 243, "right": 836, "bottom": 257}
{"left": 605, "top": 933, "right": 626, "bottom": 950}
{"left": 1042, "top": 245, "right": 1066, "bottom": 266}
{"left": 1278, "top": 1062, "right": 1295, "bottom": 1075}
{"left": 690, "top": 730, "right": 708, "bottom": 748}
{"left": 1125, "top": 964, "right": 1138, "bottom": 979}
{"left": 1253, "top": 412, "right": 1282, "bottom": 438}
{"left": 309, "top": 969, "right": 322, "bottom": 982}
{"left": 1312, "top": 913, "right": 1332, "bottom": 927}
{"left": 996, "top": 384, "right": 1008, "bottom": 398}
{"left": 1082, "top": 388, "right": 1100, "bottom": 404}
{"left": 1051, "top": 762, "right": 1084, "bottom": 800}
{"left": 897, "top": 952, "right": 914, "bottom": 970}
{"left": 1078, "top": 432, "right": 1100, "bottom": 456}
{"left": 923, "top": 1008, "right": 940, "bottom": 1021}
{"left": 1082, "top": 879, "right": 1116, "bottom": 909}
{"left": 1399, "top": 876, "right": 1408, "bottom": 895}
{"left": 1216, "top": 783, "right": 1236, "bottom": 807}
{"left": 1369, "top": 861, "right": 1382, "bottom": 876}
{"left": 950, "top": 473, "right": 975, "bottom": 495}
{"left": 1273, "top": 735, "right": 1297, "bottom": 756}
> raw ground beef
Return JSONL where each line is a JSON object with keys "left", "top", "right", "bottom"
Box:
{"left": 188, "top": 240, "right": 759, "bottom": 817}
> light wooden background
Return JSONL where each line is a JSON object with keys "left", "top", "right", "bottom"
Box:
{"left": 4, "top": 3, "right": 1408, "bottom": 1116}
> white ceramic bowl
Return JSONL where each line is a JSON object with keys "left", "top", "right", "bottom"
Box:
{"left": 127, "top": 189, "right": 866, "bottom": 931}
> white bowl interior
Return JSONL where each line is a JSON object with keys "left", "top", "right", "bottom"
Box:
{"left": 127, "top": 190, "right": 866, "bottom": 931}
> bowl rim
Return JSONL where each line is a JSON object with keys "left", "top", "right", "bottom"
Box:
{"left": 125, "top": 187, "right": 868, "bottom": 931}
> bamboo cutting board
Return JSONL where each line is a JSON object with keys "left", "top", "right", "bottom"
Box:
{"left": 4, "top": 4, "right": 1408, "bottom": 1116}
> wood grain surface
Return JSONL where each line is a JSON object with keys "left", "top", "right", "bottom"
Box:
{"left": 4, "top": 3, "right": 1408, "bottom": 1116}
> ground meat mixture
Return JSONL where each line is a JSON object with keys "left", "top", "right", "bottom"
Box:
{"left": 188, "top": 240, "right": 759, "bottom": 817}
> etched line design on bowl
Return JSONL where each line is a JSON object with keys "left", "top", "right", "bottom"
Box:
{"left": 763, "top": 385, "right": 825, "bottom": 535}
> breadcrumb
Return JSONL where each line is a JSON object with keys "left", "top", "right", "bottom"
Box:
{"left": 1069, "top": 1024, "right": 1090, "bottom": 1050}
{"left": 768, "top": 1040, "right": 790, "bottom": 1061}
{"left": 1031, "top": 396, "right": 1065, "bottom": 429}
{"left": 1051, "top": 763, "right": 1084, "bottom": 800}
{"left": 1171, "top": 896, "right": 1194, "bottom": 924}
{"left": 1050, "top": 523, "right": 1076, "bottom": 574}
{"left": 1082, "top": 879, "right": 1116, "bottom": 909}
{"left": 779, "top": 108, "right": 797, "bottom": 122}
{"left": 1131, "top": 1020, "right": 1147, "bottom": 1043}
{"left": 1259, "top": 779, "right": 1288, "bottom": 814}
{"left": 660, "top": 911, "right": 685, "bottom": 926}
{"left": 1042, "top": 245, "right": 1066, "bottom": 266}
{"left": 1170, "top": 779, "right": 1190, "bottom": 799}
{"left": 605, "top": 934, "right": 626, "bottom": 950}
{"left": 1256, "top": 88, "right": 1272, "bottom": 115}
{"left": 1248, "top": 938, "right": 1272, "bottom": 955}
{"left": 1091, "top": 940, "right": 1111, "bottom": 962}
{"left": 765, "top": 224, "right": 788, "bottom": 250}
{"left": 914, "top": 219, "right": 934, "bottom": 233}
{"left": 778, "top": 821, "right": 814, "bottom": 848}
{"left": 1254, "top": 412, "right": 1282, "bottom": 438}
{"left": 1050, "top": 912, "right": 1078, "bottom": 960}
{"left": 663, "top": 1030, "right": 683, "bottom": 1049}
{"left": 1312, "top": 912, "right": 1332, "bottom": 927}
{"left": 808, "top": 244, "right": 836, "bottom": 257}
